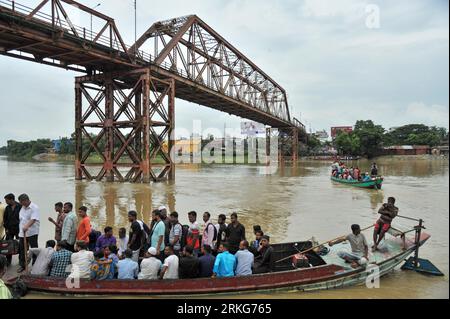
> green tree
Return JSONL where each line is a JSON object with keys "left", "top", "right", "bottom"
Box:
{"left": 353, "top": 120, "right": 385, "bottom": 158}
{"left": 384, "top": 124, "right": 448, "bottom": 147}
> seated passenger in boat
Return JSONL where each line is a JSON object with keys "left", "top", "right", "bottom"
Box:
{"left": 90, "top": 250, "right": 115, "bottom": 280}
{"left": 138, "top": 247, "right": 162, "bottom": 280}
{"left": 373, "top": 197, "right": 399, "bottom": 252}
{"left": 49, "top": 240, "right": 72, "bottom": 278}
{"left": 117, "top": 249, "right": 139, "bottom": 280}
{"left": 329, "top": 224, "right": 369, "bottom": 269}
{"left": 235, "top": 240, "right": 254, "bottom": 276}
{"left": 249, "top": 230, "right": 264, "bottom": 255}
{"left": 160, "top": 245, "right": 179, "bottom": 280}
{"left": 212, "top": 243, "right": 236, "bottom": 278}
{"left": 104, "top": 245, "right": 119, "bottom": 265}
{"left": 179, "top": 245, "right": 200, "bottom": 279}
{"left": 68, "top": 241, "right": 94, "bottom": 279}
{"left": 362, "top": 173, "right": 371, "bottom": 182}
{"left": 198, "top": 245, "right": 215, "bottom": 278}
{"left": 253, "top": 235, "right": 274, "bottom": 274}
{"left": 28, "top": 240, "right": 55, "bottom": 276}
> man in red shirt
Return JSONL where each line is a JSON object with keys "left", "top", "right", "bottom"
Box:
{"left": 76, "top": 206, "right": 91, "bottom": 244}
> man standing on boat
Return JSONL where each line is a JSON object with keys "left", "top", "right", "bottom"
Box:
{"left": 330, "top": 224, "right": 369, "bottom": 269}
{"left": 371, "top": 163, "right": 378, "bottom": 177}
{"left": 17, "top": 194, "right": 40, "bottom": 273}
{"left": 61, "top": 202, "right": 77, "bottom": 252}
{"left": 48, "top": 202, "right": 66, "bottom": 242}
{"left": 2, "top": 193, "right": 21, "bottom": 266}
{"left": 225, "top": 213, "right": 246, "bottom": 254}
{"left": 372, "top": 197, "right": 399, "bottom": 252}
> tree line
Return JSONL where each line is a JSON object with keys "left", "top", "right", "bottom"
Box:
{"left": 334, "top": 121, "right": 448, "bottom": 158}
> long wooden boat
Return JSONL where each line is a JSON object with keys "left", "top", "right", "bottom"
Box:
{"left": 5, "top": 229, "right": 429, "bottom": 296}
{"left": 331, "top": 176, "right": 383, "bottom": 189}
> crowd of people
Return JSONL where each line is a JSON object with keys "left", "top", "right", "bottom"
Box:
{"left": 0, "top": 193, "right": 276, "bottom": 288}
{"left": 331, "top": 161, "right": 379, "bottom": 181}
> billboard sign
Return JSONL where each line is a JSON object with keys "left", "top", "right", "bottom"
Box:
{"left": 331, "top": 126, "right": 353, "bottom": 139}
{"left": 241, "top": 121, "right": 266, "bottom": 136}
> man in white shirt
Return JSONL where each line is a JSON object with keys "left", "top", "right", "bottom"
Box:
{"left": 138, "top": 247, "right": 162, "bottom": 280}
{"left": 69, "top": 241, "right": 94, "bottom": 279}
{"left": 117, "top": 227, "right": 129, "bottom": 258}
{"left": 29, "top": 240, "right": 56, "bottom": 276}
{"left": 159, "top": 245, "right": 179, "bottom": 280}
{"left": 17, "top": 194, "right": 40, "bottom": 273}
{"left": 202, "top": 212, "right": 216, "bottom": 249}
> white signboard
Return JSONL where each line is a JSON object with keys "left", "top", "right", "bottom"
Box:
{"left": 241, "top": 121, "right": 266, "bottom": 136}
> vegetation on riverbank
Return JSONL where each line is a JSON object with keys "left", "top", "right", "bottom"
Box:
{"left": 334, "top": 122, "right": 448, "bottom": 158}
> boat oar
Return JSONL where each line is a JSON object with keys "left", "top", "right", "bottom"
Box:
{"left": 23, "top": 231, "right": 29, "bottom": 274}
{"left": 275, "top": 225, "right": 375, "bottom": 264}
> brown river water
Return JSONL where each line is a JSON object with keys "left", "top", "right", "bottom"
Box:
{"left": 0, "top": 156, "right": 448, "bottom": 299}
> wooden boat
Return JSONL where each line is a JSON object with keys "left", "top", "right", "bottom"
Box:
{"left": 5, "top": 229, "right": 430, "bottom": 296}
{"left": 331, "top": 176, "right": 383, "bottom": 189}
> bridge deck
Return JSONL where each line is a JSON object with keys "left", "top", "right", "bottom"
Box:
{"left": 0, "top": 1, "right": 304, "bottom": 130}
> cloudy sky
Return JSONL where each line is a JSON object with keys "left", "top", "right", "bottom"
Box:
{"left": 0, "top": 0, "right": 448, "bottom": 145}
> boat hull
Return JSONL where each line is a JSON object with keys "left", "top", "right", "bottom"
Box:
{"left": 331, "top": 176, "right": 383, "bottom": 189}
{"left": 11, "top": 233, "right": 429, "bottom": 296}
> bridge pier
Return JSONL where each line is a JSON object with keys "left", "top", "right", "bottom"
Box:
{"left": 74, "top": 69, "right": 175, "bottom": 183}
{"left": 278, "top": 127, "right": 299, "bottom": 165}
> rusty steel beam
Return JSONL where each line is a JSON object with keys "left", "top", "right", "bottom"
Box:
{"left": 74, "top": 69, "right": 175, "bottom": 183}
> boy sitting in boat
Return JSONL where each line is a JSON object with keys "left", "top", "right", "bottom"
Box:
{"left": 372, "top": 197, "right": 399, "bottom": 252}
{"left": 329, "top": 224, "right": 369, "bottom": 269}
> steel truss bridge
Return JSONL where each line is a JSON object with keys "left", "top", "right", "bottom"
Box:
{"left": 0, "top": 0, "right": 307, "bottom": 182}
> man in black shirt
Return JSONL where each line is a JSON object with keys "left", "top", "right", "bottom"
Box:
{"left": 253, "top": 235, "right": 274, "bottom": 274}
{"left": 225, "top": 212, "right": 246, "bottom": 254}
{"left": 127, "top": 211, "right": 144, "bottom": 263}
{"left": 215, "top": 214, "right": 227, "bottom": 254}
{"left": 178, "top": 245, "right": 199, "bottom": 279}
{"left": 3, "top": 193, "right": 21, "bottom": 266}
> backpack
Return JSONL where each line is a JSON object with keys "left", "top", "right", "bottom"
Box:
{"left": 206, "top": 223, "right": 218, "bottom": 242}
{"left": 137, "top": 220, "right": 151, "bottom": 237}
{"left": 180, "top": 224, "right": 189, "bottom": 249}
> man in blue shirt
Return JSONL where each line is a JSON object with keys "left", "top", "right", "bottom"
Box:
{"left": 151, "top": 211, "right": 166, "bottom": 262}
{"left": 235, "top": 240, "right": 254, "bottom": 276}
{"left": 117, "top": 249, "right": 139, "bottom": 279}
{"left": 212, "top": 243, "right": 236, "bottom": 278}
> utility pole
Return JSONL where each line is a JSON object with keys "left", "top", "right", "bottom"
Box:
{"left": 134, "top": 0, "right": 137, "bottom": 57}
{"left": 90, "top": 3, "right": 101, "bottom": 41}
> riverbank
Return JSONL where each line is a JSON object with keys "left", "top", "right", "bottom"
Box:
{"left": 300, "top": 154, "right": 447, "bottom": 161}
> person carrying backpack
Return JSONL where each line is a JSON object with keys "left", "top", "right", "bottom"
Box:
{"left": 168, "top": 211, "right": 183, "bottom": 256}
{"left": 202, "top": 212, "right": 217, "bottom": 251}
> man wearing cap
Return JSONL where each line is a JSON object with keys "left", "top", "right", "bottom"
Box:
{"left": 253, "top": 235, "right": 274, "bottom": 274}
{"left": 138, "top": 247, "right": 162, "bottom": 280}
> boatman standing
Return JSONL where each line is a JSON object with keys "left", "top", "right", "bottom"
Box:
{"left": 372, "top": 197, "right": 399, "bottom": 252}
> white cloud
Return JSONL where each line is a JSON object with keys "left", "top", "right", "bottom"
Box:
{"left": 405, "top": 102, "right": 449, "bottom": 128}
